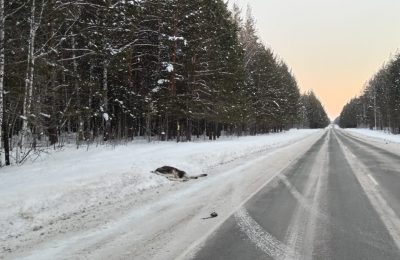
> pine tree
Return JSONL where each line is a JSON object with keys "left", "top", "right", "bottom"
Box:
{"left": 0, "top": 0, "right": 331, "bottom": 165}
{"left": 339, "top": 53, "right": 400, "bottom": 133}
{"left": 302, "top": 91, "right": 330, "bottom": 129}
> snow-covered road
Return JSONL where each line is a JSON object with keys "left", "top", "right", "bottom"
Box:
{"left": 0, "top": 129, "right": 322, "bottom": 259}
{"left": 193, "top": 128, "right": 400, "bottom": 260}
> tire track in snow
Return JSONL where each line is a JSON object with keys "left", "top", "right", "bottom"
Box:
{"left": 282, "top": 134, "right": 329, "bottom": 260}
{"left": 191, "top": 134, "right": 325, "bottom": 259}
{"left": 235, "top": 207, "right": 299, "bottom": 260}
{"left": 232, "top": 133, "right": 329, "bottom": 260}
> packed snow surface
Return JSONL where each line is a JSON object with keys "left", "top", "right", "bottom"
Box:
{"left": 0, "top": 129, "right": 319, "bottom": 257}
{"left": 0, "top": 130, "right": 328, "bottom": 259}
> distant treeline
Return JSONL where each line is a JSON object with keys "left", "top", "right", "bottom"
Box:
{"left": 0, "top": 0, "right": 329, "bottom": 165}
{"left": 338, "top": 53, "right": 400, "bottom": 133}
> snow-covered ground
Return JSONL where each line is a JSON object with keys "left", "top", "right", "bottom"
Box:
{"left": 0, "top": 129, "right": 321, "bottom": 257}
{"left": 343, "top": 128, "right": 400, "bottom": 144}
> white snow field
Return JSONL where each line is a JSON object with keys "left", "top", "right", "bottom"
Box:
{"left": 0, "top": 129, "right": 324, "bottom": 259}
{"left": 344, "top": 128, "right": 400, "bottom": 144}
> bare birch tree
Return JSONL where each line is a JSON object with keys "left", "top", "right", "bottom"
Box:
{"left": 20, "top": 0, "right": 45, "bottom": 154}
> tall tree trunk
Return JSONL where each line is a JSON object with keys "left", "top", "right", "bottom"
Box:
{"left": 186, "top": 118, "right": 192, "bottom": 141}
{"left": 177, "top": 121, "right": 181, "bottom": 143}
{"left": 169, "top": 13, "right": 177, "bottom": 95}
{"left": 72, "top": 33, "right": 83, "bottom": 143}
{"left": 103, "top": 60, "right": 110, "bottom": 141}
{"left": 165, "top": 113, "right": 169, "bottom": 141}
{"left": 2, "top": 118, "right": 9, "bottom": 165}
{"left": 0, "top": 0, "right": 4, "bottom": 166}
{"left": 48, "top": 68, "right": 58, "bottom": 145}
{"left": 146, "top": 112, "right": 151, "bottom": 142}
{"left": 21, "top": 0, "right": 37, "bottom": 149}
{"left": 186, "top": 54, "right": 196, "bottom": 142}
{"left": 87, "top": 63, "right": 94, "bottom": 140}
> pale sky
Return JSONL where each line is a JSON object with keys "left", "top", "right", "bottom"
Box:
{"left": 235, "top": 0, "right": 400, "bottom": 119}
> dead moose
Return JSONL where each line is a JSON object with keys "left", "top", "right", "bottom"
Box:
{"left": 153, "top": 166, "right": 207, "bottom": 181}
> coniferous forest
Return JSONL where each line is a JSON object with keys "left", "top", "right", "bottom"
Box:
{"left": 0, "top": 0, "right": 330, "bottom": 166}
{"left": 338, "top": 53, "right": 400, "bottom": 133}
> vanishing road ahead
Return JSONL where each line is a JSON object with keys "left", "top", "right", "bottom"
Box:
{"left": 194, "top": 128, "right": 400, "bottom": 259}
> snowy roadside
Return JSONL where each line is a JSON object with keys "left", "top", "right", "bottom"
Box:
{"left": 340, "top": 127, "right": 400, "bottom": 156}
{"left": 343, "top": 128, "right": 400, "bottom": 144}
{"left": 0, "top": 129, "right": 319, "bottom": 255}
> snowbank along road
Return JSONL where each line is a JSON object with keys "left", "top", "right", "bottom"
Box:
{"left": 2, "top": 127, "right": 400, "bottom": 259}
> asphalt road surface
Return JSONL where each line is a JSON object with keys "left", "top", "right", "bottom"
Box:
{"left": 193, "top": 128, "right": 400, "bottom": 260}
